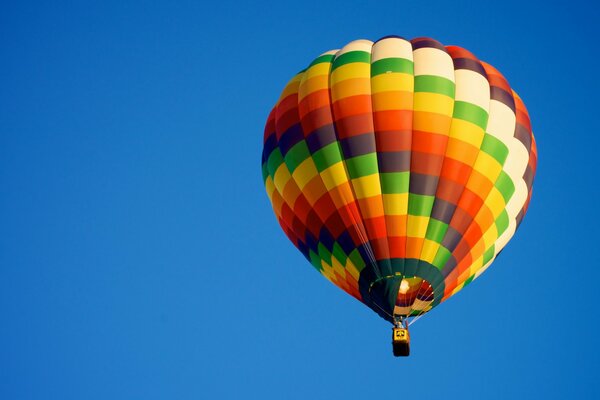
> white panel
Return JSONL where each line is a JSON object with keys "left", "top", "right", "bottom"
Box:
{"left": 454, "top": 69, "right": 490, "bottom": 110}
{"left": 371, "top": 37, "right": 413, "bottom": 62}
{"left": 413, "top": 48, "right": 454, "bottom": 81}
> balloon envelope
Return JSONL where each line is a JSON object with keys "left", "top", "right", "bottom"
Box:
{"left": 261, "top": 36, "right": 537, "bottom": 323}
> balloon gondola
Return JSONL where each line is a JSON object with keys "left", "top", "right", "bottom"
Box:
{"left": 261, "top": 36, "right": 537, "bottom": 356}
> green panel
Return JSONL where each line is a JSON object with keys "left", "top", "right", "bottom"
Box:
{"left": 348, "top": 248, "right": 366, "bottom": 271}
{"left": 483, "top": 245, "right": 495, "bottom": 265}
{"left": 495, "top": 210, "right": 509, "bottom": 235}
{"left": 463, "top": 275, "right": 474, "bottom": 287}
{"left": 408, "top": 194, "right": 435, "bottom": 216}
{"left": 331, "top": 51, "right": 370, "bottom": 71}
{"left": 308, "top": 249, "right": 322, "bottom": 272}
{"left": 346, "top": 153, "right": 379, "bottom": 179}
{"left": 432, "top": 246, "right": 452, "bottom": 270}
{"left": 284, "top": 142, "right": 310, "bottom": 173}
{"left": 453, "top": 101, "right": 488, "bottom": 129}
{"left": 312, "top": 142, "right": 343, "bottom": 172}
{"left": 380, "top": 172, "right": 409, "bottom": 194}
{"left": 332, "top": 242, "right": 348, "bottom": 265}
{"left": 308, "top": 54, "right": 335, "bottom": 68}
{"left": 480, "top": 134, "right": 509, "bottom": 165}
{"left": 266, "top": 149, "right": 285, "bottom": 176}
{"left": 495, "top": 171, "right": 516, "bottom": 202}
{"left": 425, "top": 219, "right": 449, "bottom": 244}
{"left": 414, "top": 75, "right": 455, "bottom": 98}
{"left": 318, "top": 242, "right": 332, "bottom": 266}
{"left": 481, "top": 133, "right": 508, "bottom": 165}
{"left": 370, "top": 58, "right": 414, "bottom": 76}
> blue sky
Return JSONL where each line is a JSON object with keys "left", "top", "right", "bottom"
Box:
{"left": 1, "top": 1, "right": 598, "bottom": 399}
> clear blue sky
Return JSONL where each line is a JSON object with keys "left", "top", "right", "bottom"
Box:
{"left": 1, "top": 1, "right": 598, "bottom": 399}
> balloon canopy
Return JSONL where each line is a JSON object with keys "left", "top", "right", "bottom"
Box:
{"left": 261, "top": 36, "right": 537, "bottom": 323}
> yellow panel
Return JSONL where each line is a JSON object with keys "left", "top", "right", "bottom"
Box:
{"left": 485, "top": 187, "right": 506, "bottom": 218}
{"left": 346, "top": 260, "right": 360, "bottom": 281}
{"left": 413, "top": 92, "right": 454, "bottom": 116}
{"left": 291, "top": 158, "right": 318, "bottom": 190}
{"left": 307, "top": 62, "right": 331, "bottom": 76}
{"left": 472, "top": 152, "right": 502, "bottom": 180}
{"left": 331, "top": 257, "right": 346, "bottom": 277}
{"left": 470, "top": 254, "right": 484, "bottom": 271}
{"left": 406, "top": 216, "right": 429, "bottom": 238}
{"left": 320, "top": 261, "right": 334, "bottom": 281}
{"left": 449, "top": 118, "right": 485, "bottom": 147}
{"left": 320, "top": 162, "right": 349, "bottom": 190}
{"left": 420, "top": 239, "right": 439, "bottom": 263}
{"left": 480, "top": 223, "right": 499, "bottom": 249}
{"left": 382, "top": 193, "right": 409, "bottom": 215}
{"left": 273, "top": 164, "right": 292, "bottom": 193}
{"left": 330, "top": 63, "right": 370, "bottom": 84}
{"left": 264, "top": 177, "right": 276, "bottom": 199}
{"left": 351, "top": 174, "right": 382, "bottom": 199}
{"left": 371, "top": 73, "right": 413, "bottom": 93}
{"left": 330, "top": 78, "right": 371, "bottom": 102}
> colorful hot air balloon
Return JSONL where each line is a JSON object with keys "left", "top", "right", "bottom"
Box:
{"left": 261, "top": 36, "right": 537, "bottom": 356}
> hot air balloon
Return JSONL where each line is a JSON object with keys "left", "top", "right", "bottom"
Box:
{"left": 261, "top": 36, "right": 537, "bottom": 356}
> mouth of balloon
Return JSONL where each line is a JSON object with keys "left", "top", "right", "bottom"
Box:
{"left": 394, "top": 277, "right": 435, "bottom": 316}
{"left": 368, "top": 274, "right": 436, "bottom": 318}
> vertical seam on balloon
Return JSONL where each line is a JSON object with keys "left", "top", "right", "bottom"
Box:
{"left": 366, "top": 39, "right": 395, "bottom": 306}
{"left": 272, "top": 75, "right": 347, "bottom": 286}
{"left": 328, "top": 47, "right": 379, "bottom": 274}
{"left": 327, "top": 51, "right": 378, "bottom": 272}
{"left": 413, "top": 42, "right": 456, "bottom": 316}
{"left": 471, "top": 79, "right": 522, "bottom": 274}
{"left": 288, "top": 71, "right": 343, "bottom": 288}
{"left": 369, "top": 37, "right": 412, "bottom": 318}
{"left": 436, "top": 62, "right": 497, "bottom": 300}
{"left": 308, "top": 47, "right": 386, "bottom": 316}
{"left": 441, "top": 62, "right": 518, "bottom": 300}
{"left": 401, "top": 39, "right": 415, "bottom": 299}
{"left": 400, "top": 38, "right": 416, "bottom": 317}
{"left": 287, "top": 67, "right": 364, "bottom": 294}
{"left": 425, "top": 47, "right": 490, "bottom": 306}
{"left": 327, "top": 44, "right": 386, "bottom": 318}
{"left": 406, "top": 39, "right": 456, "bottom": 317}
{"left": 296, "top": 52, "right": 367, "bottom": 301}
{"left": 263, "top": 102, "right": 314, "bottom": 272}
